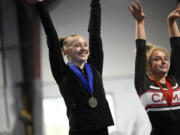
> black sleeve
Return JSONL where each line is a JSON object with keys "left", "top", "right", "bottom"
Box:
{"left": 35, "top": 2, "right": 67, "bottom": 83}
{"left": 87, "top": 0, "right": 103, "bottom": 75}
{"left": 135, "top": 39, "right": 146, "bottom": 95}
{"left": 168, "top": 37, "right": 180, "bottom": 84}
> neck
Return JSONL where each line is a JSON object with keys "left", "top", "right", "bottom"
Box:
{"left": 71, "top": 61, "right": 85, "bottom": 70}
{"left": 152, "top": 73, "right": 166, "bottom": 84}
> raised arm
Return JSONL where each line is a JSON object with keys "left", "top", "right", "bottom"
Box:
{"left": 167, "top": 2, "right": 180, "bottom": 83}
{"left": 128, "top": 0, "right": 146, "bottom": 95}
{"left": 26, "top": 0, "right": 67, "bottom": 83}
{"left": 87, "top": 0, "right": 103, "bottom": 75}
{"left": 128, "top": 0, "right": 146, "bottom": 40}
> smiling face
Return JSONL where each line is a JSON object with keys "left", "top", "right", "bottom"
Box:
{"left": 63, "top": 35, "right": 89, "bottom": 64}
{"left": 149, "top": 49, "right": 169, "bottom": 76}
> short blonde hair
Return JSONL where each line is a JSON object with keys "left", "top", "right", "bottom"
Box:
{"left": 146, "top": 44, "right": 169, "bottom": 76}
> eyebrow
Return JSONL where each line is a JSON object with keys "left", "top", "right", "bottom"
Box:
{"left": 154, "top": 55, "right": 167, "bottom": 57}
{"left": 74, "top": 42, "right": 88, "bottom": 45}
{"left": 153, "top": 56, "right": 168, "bottom": 59}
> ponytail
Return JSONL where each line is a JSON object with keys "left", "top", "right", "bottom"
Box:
{"left": 59, "top": 37, "right": 65, "bottom": 48}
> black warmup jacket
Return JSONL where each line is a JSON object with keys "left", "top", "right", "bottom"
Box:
{"left": 135, "top": 38, "right": 180, "bottom": 135}
{"left": 35, "top": 0, "right": 114, "bottom": 132}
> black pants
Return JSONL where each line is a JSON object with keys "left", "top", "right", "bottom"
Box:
{"left": 69, "top": 127, "right": 108, "bottom": 135}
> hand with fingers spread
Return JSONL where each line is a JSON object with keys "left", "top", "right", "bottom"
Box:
{"left": 168, "top": 2, "right": 180, "bottom": 22}
{"left": 128, "top": 0, "right": 146, "bottom": 22}
{"left": 26, "top": 0, "right": 43, "bottom": 4}
{"left": 168, "top": 2, "right": 180, "bottom": 38}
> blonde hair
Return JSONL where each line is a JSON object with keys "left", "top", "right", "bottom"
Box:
{"left": 146, "top": 43, "right": 169, "bottom": 76}
{"left": 59, "top": 34, "right": 83, "bottom": 49}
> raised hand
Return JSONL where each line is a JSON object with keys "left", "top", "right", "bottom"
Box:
{"left": 128, "top": 0, "right": 146, "bottom": 22}
{"left": 26, "top": 0, "right": 43, "bottom": 4}
{"left": 168, "top": 2, "right": 180, "bottom": 22}
{"left": 167, "top": 2, "right": 180, "bottom": 38}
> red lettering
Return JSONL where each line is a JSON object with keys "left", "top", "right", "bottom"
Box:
{"left": 173, "top": 94, "right": 179, "bottom": 101}
{"left": 161, "top": 96, "right": 166, "bottom": 102}
{"left": 152, "top": 94, "right": 160, "bottom": 103}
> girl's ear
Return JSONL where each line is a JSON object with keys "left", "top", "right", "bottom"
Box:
{"left": 62, "top": 48, "right": 67, "bottom": 55}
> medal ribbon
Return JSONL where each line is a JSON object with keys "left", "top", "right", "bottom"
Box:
{"left": 150, "top": 77, "right": 173, "bottom": 105}
{"left": 68, "top": 62, "right": 94, "bottom": 94}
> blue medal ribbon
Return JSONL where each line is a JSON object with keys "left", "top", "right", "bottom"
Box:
{"left": 68, "top": 62, "right": 94, "bottom": 94}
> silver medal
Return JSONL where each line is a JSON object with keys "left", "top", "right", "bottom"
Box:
{"left": 88, "top": 97, "right": 98, "bottom": 108}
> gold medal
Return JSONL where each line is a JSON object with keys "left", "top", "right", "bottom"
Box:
{"left": 88, "top": 97, "right": 98, "bottom": 108}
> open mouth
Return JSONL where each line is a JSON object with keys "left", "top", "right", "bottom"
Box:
{"left": 79, "top": 53, "right": 87, "bottom": 56}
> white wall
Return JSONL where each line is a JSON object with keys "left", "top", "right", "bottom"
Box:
{"left": 41, "top": 0, "right": 177, "bottom": 81}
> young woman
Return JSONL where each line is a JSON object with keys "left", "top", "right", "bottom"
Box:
{"left": 26, "top": 0, "right": 114, "bottom": 135}
{"left": 128, "top": 0, "right": 180, "bottom": 135}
